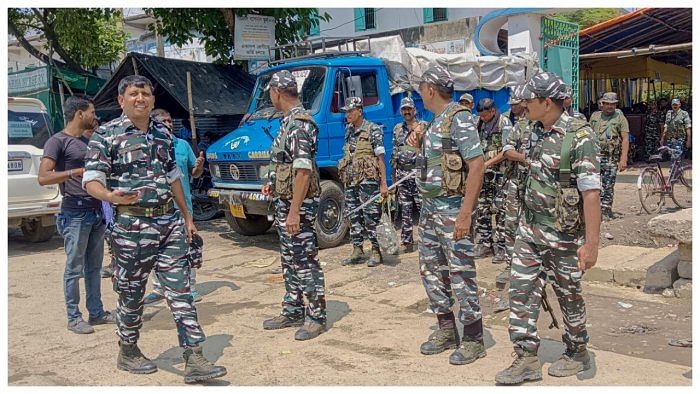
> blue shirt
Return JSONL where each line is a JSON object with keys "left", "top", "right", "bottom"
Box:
{"left": 174, "top": 138, "right": 196, "bottom": 214}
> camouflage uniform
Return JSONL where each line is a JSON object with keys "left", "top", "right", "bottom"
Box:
{"left": 664, "top": 106, "right": 691, "bottom": 161}
{"left": 508, "top": 73, "right": 601, "bottom": 356}
{"left": 644, "top": 109, "right": 663, "bottom": 161}
{"left": 475, "top": 112, "right": 511, "bottom": 257}
{"left": 501, "top": 113, "right": 533, "bottom": 273}
{"left": 416, "top": 66, "right": 485, "bottom": 342}
{"left": 339, "top": 98, "right": 386, "bottom": 251}
{"left": 392, "top": 97, "right": 428, "bottom": 245}
{"left": 267, "top": 97, "right": 325, "bottom": 323}
{"left": 589, "top": 96, "right": 628, "bottom": 217}
{"left": 83, "top": 115, "right": 204, "bottom": 348}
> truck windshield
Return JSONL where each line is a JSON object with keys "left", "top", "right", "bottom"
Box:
{"left": 249, "top": 66, "right": 326, "bottom": 120}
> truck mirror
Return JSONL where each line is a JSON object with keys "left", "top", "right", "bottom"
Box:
{"left": 345, "top": 76, "right": 363, "bottom": 100}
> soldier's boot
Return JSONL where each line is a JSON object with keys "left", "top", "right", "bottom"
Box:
{"left": 495, "top": 267, "right": 511, "bottom": 285}
{"left": 183, "top": 345, "right": 227, "bottom": 383}
{"left": 495, "top": 348, "right": 542, "bottom": 385}
{"left": 342, "top": 246, "right": 365, "bottom": 266}
{"left": 420, "top": 326, "right": 459, "bottom": 355}
{"left": 492, "top": 247, "right": 507, "bottom": 264}
{"left": 117, "top": 341, "right": 158, "bottom": 374}
{"left": 473, "top": 243, "right": 493, "bottom": 258}
{"left": 547, "top": 348, "right": 591, "bottom": 377}
{"left": 449, "top": 338, "right": 487, "bottom": 365}
{"left": 294, "top": 320, "right": 326, "bottom": 341}
{"left": 263, "top": 314, "right": 304, "bottom": 330}
{"left": 367, "top": 247, "right": 383, "bottom": 267}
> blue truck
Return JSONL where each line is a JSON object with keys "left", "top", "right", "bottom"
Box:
{"left": 206, "top": 44, "right": 511, "bottom": 248}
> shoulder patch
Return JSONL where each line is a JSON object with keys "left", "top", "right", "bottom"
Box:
{"left": 576, "top": 129, "right": 589, "bottom": 139}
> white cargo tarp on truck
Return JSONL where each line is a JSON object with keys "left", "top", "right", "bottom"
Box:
{"left": 350, "top": 35, "right": 540, "bottom": 94}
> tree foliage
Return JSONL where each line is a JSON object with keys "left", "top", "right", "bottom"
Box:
{"left": 146, "top": 8, "right": 331, "bottom": 64}
{"left": 8, "top": 8, "right": 126, "bottom": 73}
{"left": 551, "top": 8, "right": 624, "bottom": 29}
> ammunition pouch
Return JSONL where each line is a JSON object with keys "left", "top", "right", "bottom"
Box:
{"left": 274, "top": 162, "right": 320, "bottom": 200}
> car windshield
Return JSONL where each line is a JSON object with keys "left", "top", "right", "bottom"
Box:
{"left": 8, "top": 109, "right": 53, "bottom": 149}
{"left": 249, "top": 66, "right": 326, "bottom": 121}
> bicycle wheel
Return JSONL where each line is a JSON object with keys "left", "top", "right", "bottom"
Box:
{"left": 637, "top": 167, "right": 664, "bottom": 214}
{"left": 671, "top": 164, "right": 692, "bottom": 209}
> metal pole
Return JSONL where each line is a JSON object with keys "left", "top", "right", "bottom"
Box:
{"left": 186, "top": 71, "right": 199, "bottom": 155}
{"left": 57, "top": 82, "right": 66, "bottom": 129}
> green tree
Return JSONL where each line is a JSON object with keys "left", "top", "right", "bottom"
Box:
{"left": 551, "top": 8, "right": 624, "bottom": 29}
{"left": 145, "top": 8, "right": 331, "bottom": 64}
{"left": 8, "top": 8, "right": 127, "bottom": 74}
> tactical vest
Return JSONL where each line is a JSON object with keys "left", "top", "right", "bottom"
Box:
{"left": 271, "top": 112, "right": 321, "bottom": 200}
{"left": 591, "top": 110, "right": 623, "bottom": 157}
{"left": 478, "top": 113, "right": 503, "bottom": 160}
{"left": 666, "top": 110, "right": 689, "bottom": 140}
{"left": 421, "top": 104, "right": 470, "bottom": 197}
{"left": 338, "top": 121, "right": 381, "bottom": 186}
{"left": 525, "top": 118, "right": 589, "bottom": 233}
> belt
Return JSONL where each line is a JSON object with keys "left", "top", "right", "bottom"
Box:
{"left": 116, "top": 200, "right": 174, "bottom": 218}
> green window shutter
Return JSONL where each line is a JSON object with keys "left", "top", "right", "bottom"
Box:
{"left": 423, "top": 8, "right": 434, "bottom": 23}
{"left": 310, "top": 9, "right": 320, "bottom": 36}
{"left": 354, "top": 8, "right": 366, "bottom": 31}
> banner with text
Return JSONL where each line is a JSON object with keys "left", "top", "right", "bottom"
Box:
{"left": 234, "top": 14, "right": 276, "bottom": 60}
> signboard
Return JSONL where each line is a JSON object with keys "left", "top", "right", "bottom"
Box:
{"left": 8, "top": 67, "right": 49, "bottom": 94}
{"left": 248, "top": 60, "right": 270, "bottom": 75}
{"left": 8, "top": 121, "right": 34, "bottom": 138}
{"left": 234, "top": 14, "right": 276, "bottom": 60}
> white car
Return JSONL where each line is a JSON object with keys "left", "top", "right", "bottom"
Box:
{"left": 7, "top": 97, "right": 62, "bottom": 242}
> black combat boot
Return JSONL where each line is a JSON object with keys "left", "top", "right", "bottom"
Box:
{"left": 117, "top": 341, "right": 158, "bottom": 374}
{"left": 367, "top": 247, "right": 383, "bottom": 267}
{"left": 183, "top": 345, "right": 227, "bottom": 383}
{"left": 342, "top": 246, "right": 365, "bottom": 265}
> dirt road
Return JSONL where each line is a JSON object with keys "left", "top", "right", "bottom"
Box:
{"left": 7, "top": 180, "right": 692, "bottom": 386}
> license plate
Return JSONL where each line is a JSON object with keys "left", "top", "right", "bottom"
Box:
{"left": 229, "top": 202, "right": 246, "bottom": 219}
{"left": 8, "top": 159, "right": 23, "bottom": 172}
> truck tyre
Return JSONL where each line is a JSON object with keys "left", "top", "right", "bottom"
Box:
{"left": 316, "top": 180, "right": 349, "bottom": 249}
{"left": 21, "top": 219, "right": 56, "bottom": 243}
{"left": 224, "top": 211, "right": 273, "bottom": 236}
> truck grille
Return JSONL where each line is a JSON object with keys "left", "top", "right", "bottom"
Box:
{"left": 218, "top": 162, "right": 260, "bottom": 182}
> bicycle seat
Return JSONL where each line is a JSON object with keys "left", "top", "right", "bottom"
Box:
{"left": 648, "top": 154, "right": 663, "bottom": 163}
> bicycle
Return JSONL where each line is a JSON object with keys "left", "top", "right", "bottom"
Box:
{"left": 637, "top": 146, "right": 692, "bottom": 214}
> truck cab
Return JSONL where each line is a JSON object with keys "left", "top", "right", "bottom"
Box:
{"left": 207, "top": 54, "right": 406, "bottom": 248}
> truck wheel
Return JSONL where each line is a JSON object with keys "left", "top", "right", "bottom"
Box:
{"left": 316, "top": 180, "right": 349, "bottom": 249}
{"left": 21, "top": 220, "right": 56, "bottom": 243}
{"left": 224, "top": 211, "right": 273, "bottom": 236}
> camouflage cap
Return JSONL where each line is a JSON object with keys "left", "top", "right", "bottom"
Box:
{"left": 265, "top": 70, "right": 297, "bottom": 91}
{"left": 341, "top": 96, "right": 363, "bottom": 112}
{"left": 521, "top": 72, "right": 569, "bottom": 100}
{"left": 563, "top": 85, "right": 573, "bottom": 99}
{"left": 508, "top": 86, "right": 524, "bottom": 104}
{"left": 421, "top": 65, "right": 454, "bottom": 89}
{"left": 458, "top": 93, "right": 474, "bottom": 103}
{"left": 600, "top": 92, "right": 619, "bottom": 103}
{"left": 671, "top": 98, "right": 681, "bottom": 105}
{"left": 399, "top": 97, "right": 416, "bottom": 109}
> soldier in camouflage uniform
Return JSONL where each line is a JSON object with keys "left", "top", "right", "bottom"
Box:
{"left": 660, "top": 98, "right": 692, "bottom": 161}
{"left": 260, "top": 71, "right": 326, "bottom": 340}
{"left": 458, "top": 93, "right": 474, "bottom": 112}
{"left": 495, "top": 72, "right": 601, "bottom": 385}
{"left": 83, "top": 75, "right": 226, "bottom": 383}
{"left": 644, "top": 101, "right": 663, "bottom": 162}
{"left": 474, "top": 98, "right": 511, "bottom": 262}
{"left": 589, "top": 92, "right": 629, "bottom": 220}
{"left": 564, "top": 89, "right": 587, "bottom": 121}
{"left": 391, "top": 97, "right": 428, "bottom": 252}
{"left": 497, "top": 86, "right": 532, "bottom": 286}
{"left": 339, "top": 97, "right": 389, "bottom": 267}
{"left": 406, "top": 65, "right": 487, "bottom": 365}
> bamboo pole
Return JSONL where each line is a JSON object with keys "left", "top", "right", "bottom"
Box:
{"left": 187, "top": 71, "right": 199, "bottom": 155}
{"left": 57, "top": 82, "right": 66, "bottom": 129}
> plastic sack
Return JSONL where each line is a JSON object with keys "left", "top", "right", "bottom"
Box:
{"left": 376, "top": 196, "right": 399, "bottom": 256}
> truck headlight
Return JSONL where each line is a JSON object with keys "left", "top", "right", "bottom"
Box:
{"left": 210, "top": 163, "right": 221, "bottom": 179}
